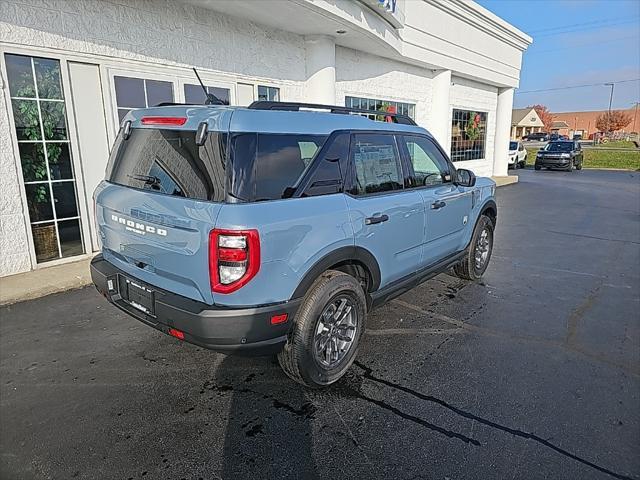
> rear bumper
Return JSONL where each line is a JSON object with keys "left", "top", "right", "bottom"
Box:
{"left": 90, "top": 255, "right": 299, "bottom": 355}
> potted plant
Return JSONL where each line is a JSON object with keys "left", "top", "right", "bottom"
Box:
{"left": 15, "top": 65, "right": 64, "bottom": 260}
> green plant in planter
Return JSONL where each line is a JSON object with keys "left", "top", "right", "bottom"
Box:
{"left": 465, "top": 112, "right": 481, "bottom": 141}
{"left": 15, "top": 64, "right": 64, "bottom": 208}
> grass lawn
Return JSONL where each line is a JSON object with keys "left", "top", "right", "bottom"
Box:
{"left": 591, "top": 140, "right": 638, "bottom": 149}
{"left": 525, "top": 148, "right": 640, "bottom": 170}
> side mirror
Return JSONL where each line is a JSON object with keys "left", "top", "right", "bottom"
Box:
{"left": 455, "top": 168, "right": 476, "bottom": 187}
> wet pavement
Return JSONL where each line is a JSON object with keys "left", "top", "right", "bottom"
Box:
{"left": 1, "top": 169, "right": 639, "bottom": 480}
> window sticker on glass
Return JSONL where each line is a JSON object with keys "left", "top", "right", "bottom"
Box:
{"left": 353, "top": 143, "right": 401, "bottom": 194}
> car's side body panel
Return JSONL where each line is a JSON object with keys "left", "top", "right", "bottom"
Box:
{"left": 212, "top": 194, "right": 354, "bottom": 306}
{"left": 344, "top": 190, "right": 425, "bottom": 289}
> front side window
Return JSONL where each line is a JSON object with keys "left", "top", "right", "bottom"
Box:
{"left": 345, "top": 96, "right": 415, "bottom": 120}
{"left": 229, "top": 134, "right": 326, "bottom": 201}
{"left": 5, "top": 53, "right": 85, "bottom": 263}
{"left": 107, "top": 128, "right": 227, "bottom": 202}
{"left": 450, "top": 109, "right": 487, "bottom": 162}
{"left": 350, "top": 134, "right": 403, "bottom": 195}
{"left": 114, "top": 76, "right": 174, "bottom": 123}
{"left": 399, "top": 136, "right": 450, "bottom": 188}
{"left": 184, "top": 84, "right": 230, "bottom": 105}
{"left": 257, "top": 85, "right": 279, "bottom": 102}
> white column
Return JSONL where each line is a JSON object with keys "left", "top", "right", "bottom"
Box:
{"left": 304, "top": 35, "right": 336, "bottom": 104}
{"left": 429, "top": 69, "right": 452, "bottom": 154}
{"left": 493, "top": 87, "right": 514, "bottom": 177}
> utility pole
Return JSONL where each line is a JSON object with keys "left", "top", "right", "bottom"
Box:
{"left": 632, "top": 102, "right": 639, "bottom": 135}
{"left": 604, "top": 82, "right": 615, "bottom": 133}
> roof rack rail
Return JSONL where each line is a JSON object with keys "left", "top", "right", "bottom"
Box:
{"left": 248, "top": 101, "right": 417, "bottom": 126}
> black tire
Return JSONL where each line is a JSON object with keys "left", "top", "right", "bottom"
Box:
{"left": 566, "top": 161, "right": 573, "bottom": 172}
{"left": 278, "top": 270, "right": 366, "bottom": 388}
{"left": 453, "top": 215, "right": 494, "bottom": 281}
{"left": 534, "top": 164, "right": 541, "bottom": 171}
{"left": 576, "top": 161, "right": 583, "bottom": 170}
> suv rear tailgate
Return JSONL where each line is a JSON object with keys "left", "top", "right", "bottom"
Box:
{"left": 96, "top": 181, "right": 221, "bottom": 305}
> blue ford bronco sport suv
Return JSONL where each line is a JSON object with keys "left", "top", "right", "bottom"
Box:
{"left": 91, "top": 100, "right": 497, "bottom": 387}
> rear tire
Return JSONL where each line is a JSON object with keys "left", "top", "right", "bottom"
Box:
{"left": 534, "top": 164, "right": 541, "bottom": 171}
{"left": 453, "top": 215, "right": 494, "bottom": 281}
{"left": 576, "top": 161, "right": 583, "bottom": 170}
{"left": 278, "top": 270, "right": 366, "bottom": 388}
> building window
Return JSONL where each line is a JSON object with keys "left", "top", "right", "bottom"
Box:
{"left": 114, "top": 76, "right": 174, "bottom": 123}
{"left": 258, "top": 85, "right": 279, "bottom": 102}
{"left": 345, "top": 96, "right": 415, "bottom": 120}
{"left": 450, "top": 109, "right": 488, "bottom": 162}
{"left": 184, "top": 84, "right": 230, "bottom": 105}
{"left": 5, "top": 53, "right": 85, "bottom": 263}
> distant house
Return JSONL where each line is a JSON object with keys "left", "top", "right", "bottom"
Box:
{"left": 511, "top": 108, "right": 545, "bottom": 139}
{"left": 551, "top": 121, "right": 570, "bottom": 135}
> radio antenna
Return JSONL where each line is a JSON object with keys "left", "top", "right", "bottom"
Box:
{"left": 193, "top": 68, "right": 224, "bottom": 105}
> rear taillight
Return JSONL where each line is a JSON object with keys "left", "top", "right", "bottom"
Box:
{"left": 140, "top": 116, "right": 187, "bottom": 126}
{"left": 209, "top": 229, "right": 260, "bottom": 293}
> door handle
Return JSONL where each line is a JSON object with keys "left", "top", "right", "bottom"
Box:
{"left": 431, "top": 200, "right": 446, "bottom": 210}
{"left": 365, "top": 214, "right": 389, "bottom": 225}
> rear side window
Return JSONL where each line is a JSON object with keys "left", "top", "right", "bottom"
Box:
{"left": 229, "top": 134, "right": 327, "bottom": 201}
{"left": 350, "top": 134, "right": 403, "bottom": 195}
{"left": 106, "top": 128, "right": 227, "bottom": 201}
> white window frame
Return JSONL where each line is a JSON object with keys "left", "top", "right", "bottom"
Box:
{"left": 0, "top": 46, "right": 94, "bottom": 270}
{"left": 178, "top": 76, "right": 236, "bottom": 107}
{"left": 107, "top": 67, "right": 178, "bottom": 132}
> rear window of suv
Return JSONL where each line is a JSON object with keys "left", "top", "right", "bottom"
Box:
{"left": 106, "top": 128, "right": 227, "bottom": 202}
{"left": 229, "top": 133, "right": 327, "bottom": 202}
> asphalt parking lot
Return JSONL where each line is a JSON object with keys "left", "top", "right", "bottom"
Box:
{"left": 1, "top": 169, "right": 639, "bottom": 480}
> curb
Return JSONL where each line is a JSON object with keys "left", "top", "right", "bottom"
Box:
{"left": 492, "top": 175, "right": 518, "bottom": 187}
{"left": 0, "top": 257, "right": 93, "bottom": 306}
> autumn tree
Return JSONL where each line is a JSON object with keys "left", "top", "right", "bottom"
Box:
{"left": 595, "top": 110, "right": 632, "bottom": 133}
{"left": 528, "top": 104, "right": 554, "bottom": 133}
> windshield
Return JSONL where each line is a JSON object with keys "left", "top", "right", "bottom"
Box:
{"left": 544, "top": 142, "right": 573, "bottom": 152}
{"left": 509, "top": 141, "right": 517, "bottom": 150}
{"left": 106, "top": 128, "right": 227, "bottom": 202}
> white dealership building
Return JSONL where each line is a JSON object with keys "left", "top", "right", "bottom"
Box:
{"left": 0, "top": 0, "right": 531, "bottom": 276}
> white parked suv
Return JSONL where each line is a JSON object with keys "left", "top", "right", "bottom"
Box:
{"left": 508, "top": 141, "right": 527, "bottom": 169}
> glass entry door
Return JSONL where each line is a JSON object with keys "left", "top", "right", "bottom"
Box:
{"left": 5, "top": 53, "right": 85, "bottom": 263}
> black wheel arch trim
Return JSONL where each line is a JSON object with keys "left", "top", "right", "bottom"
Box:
{"left": 479, "top": 199, "right": 497, "bottom": 223}
{"left": 291, "top": 246, "right": 381, "bottom": 300}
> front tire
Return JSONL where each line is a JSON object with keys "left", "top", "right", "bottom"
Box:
{"left": 534, "top": 164, "right": 541, "bottom": 171}
{"left": 454, "top": 215, "right": 494, "bottom": 281}
{"left": 278, "top": 270, "right": 366, "bottom": 388}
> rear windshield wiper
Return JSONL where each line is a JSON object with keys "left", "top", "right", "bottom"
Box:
{"left": 128, "top": 174, "right": 161, "bottom": 186}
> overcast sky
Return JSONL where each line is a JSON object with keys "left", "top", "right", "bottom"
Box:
{"left": 476, "top": 0, "right": 640, "bottom": 113}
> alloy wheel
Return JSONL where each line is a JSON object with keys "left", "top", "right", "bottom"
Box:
{"left": 313, "top": 296, "right": 358, "bottom": 368}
